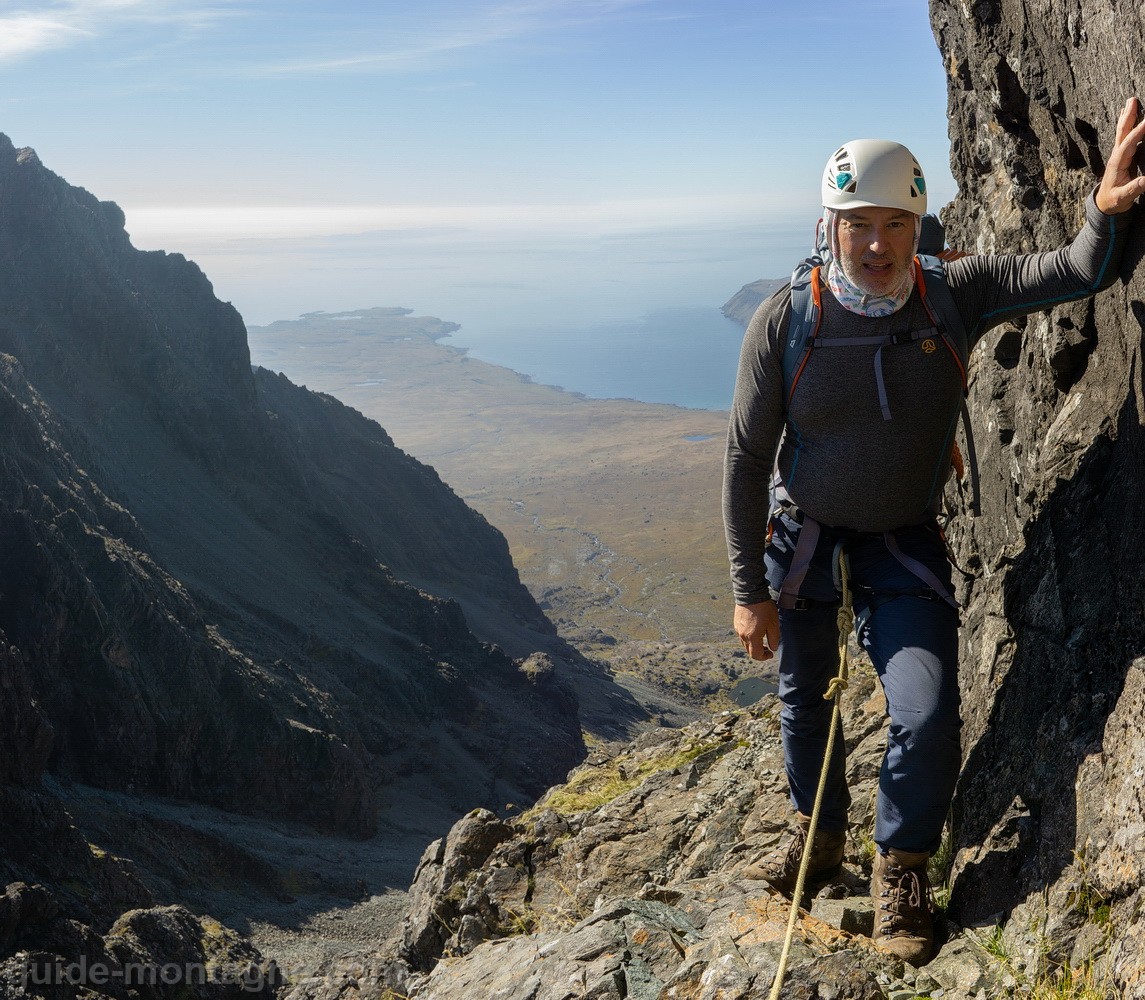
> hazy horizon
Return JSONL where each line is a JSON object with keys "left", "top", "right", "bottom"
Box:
{"left": 228, "top": 211, "right": 810, "bottom": 410}
{"left": 153, "top": 204, "right": 811, "bottom": 327}
{"left": 3, "top": 0, "right": 959, "bottom": 401}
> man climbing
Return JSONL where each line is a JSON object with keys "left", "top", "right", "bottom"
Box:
{"left": 723, "top": 97, "right": 1144, "bottom": 966}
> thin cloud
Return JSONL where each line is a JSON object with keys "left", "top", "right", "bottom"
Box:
{"left": 258, "top": 0, "right": 675, "bottom": 76}
{"left": 122, "top": 192, "right": 804, "bottom": 249}
{"left": 0, "top": 14, "right": 89, "bottom": 59}
{"left": 0, "top": 0, "right": 234, "bottom": 63}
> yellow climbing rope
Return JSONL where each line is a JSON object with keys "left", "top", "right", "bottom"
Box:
{"left": 768, "top": 549, "right": 853, "bottom": 1000}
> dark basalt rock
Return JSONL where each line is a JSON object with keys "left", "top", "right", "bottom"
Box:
{"left": 932, "top": 0, "right": 1145, "bottom": 982}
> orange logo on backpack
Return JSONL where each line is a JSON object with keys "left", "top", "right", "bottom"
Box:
{"left": 921, "top": 338, "right": 937, "bottom": 354}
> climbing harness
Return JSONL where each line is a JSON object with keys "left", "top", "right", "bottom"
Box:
{"left": 775, "top": 485, "right": 960, "bottom": 613}
{"left": 768, "top": 546, "right": 854, "bottom": 1000}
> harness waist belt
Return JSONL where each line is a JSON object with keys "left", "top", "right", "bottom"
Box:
{"left": 776, "top": 507, "right": 960, "bottom": 612}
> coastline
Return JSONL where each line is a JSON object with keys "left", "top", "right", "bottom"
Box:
{"left": 247, "top": 307, "right": 739, "bottom": 650}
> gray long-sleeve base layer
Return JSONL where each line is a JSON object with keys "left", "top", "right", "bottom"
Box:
{"left": 723, "top": 193, "right": 1134, "bottom": 606}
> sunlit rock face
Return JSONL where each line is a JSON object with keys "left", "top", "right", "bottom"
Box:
{"left": 931, "top": 0, "right": 1145, "bottom": 984}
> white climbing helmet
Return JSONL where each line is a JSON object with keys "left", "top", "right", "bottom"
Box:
{"left": 821, "top": 139, "right": 927, "bottom": 214}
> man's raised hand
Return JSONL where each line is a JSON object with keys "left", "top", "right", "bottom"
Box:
{"left": 1096, "top": 96, "right": 1145, "bottom": 215}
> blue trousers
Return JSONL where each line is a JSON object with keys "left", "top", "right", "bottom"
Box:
{"left": 764, "top": 511, "right": 961, "bottom": 855}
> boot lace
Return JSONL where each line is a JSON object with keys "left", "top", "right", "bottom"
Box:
{"left": 878, "top": 857, "right": 930, "bottom": 936}
{"left": 772, "top": 824, "right": 807, "bottom": 879}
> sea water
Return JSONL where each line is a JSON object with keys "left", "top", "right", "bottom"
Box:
{"left": 443, "top": 306, "right": 747, "bottom": 413}
{"left": 167, "top": 212, "right": 806, "bottom": 412}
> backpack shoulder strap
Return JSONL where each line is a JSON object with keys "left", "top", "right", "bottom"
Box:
{"left": 784, "top": 258, "right": 824, "bottom": 406}
{"left": 914, "top": 255, "right": 981, "bottom": 516}
{"left": 915, "top": 254, "right": 969, "bottom": 388}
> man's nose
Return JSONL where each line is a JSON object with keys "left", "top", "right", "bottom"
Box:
{"left": 868, "top": 228, "right": 890, "bottom": 253}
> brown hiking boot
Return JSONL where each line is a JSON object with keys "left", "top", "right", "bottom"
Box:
{"left": 871, "top": 848, "right": 934, "bottom": 966}
{"left": 744, "top": 813, "right": 845, "bottom": 896}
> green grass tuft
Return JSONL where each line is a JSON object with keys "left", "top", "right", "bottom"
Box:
{"left": 527, "top": 738, "right": 727, "bottom": 818}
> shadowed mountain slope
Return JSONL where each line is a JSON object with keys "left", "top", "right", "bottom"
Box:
{"left": 0, "top": 133, "right": 589, "bottom": 844}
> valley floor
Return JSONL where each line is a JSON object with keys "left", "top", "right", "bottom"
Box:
{"left": 247, "top": 308, "right": 767, "bottom": 719}
{"left": 60, "top": 780, "right": 435, "bottom": 980}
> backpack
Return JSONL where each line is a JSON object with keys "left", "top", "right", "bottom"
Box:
{"left": 781, "top": 214, "right": 981, "bottom": 517}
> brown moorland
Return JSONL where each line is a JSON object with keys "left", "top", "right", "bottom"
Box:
{"left": 247, "top": 307, "right": 766, "bottom": 715}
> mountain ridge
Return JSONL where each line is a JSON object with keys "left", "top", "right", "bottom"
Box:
{"left": 0, "top": 130, "right": 622, "bottom": 990}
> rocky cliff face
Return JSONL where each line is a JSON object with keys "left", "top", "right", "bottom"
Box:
{"left": 931, "top": 0, "right": 1145, "bottom": 987}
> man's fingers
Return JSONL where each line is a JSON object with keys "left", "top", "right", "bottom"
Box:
{"left": 747, "top": 640, "right": 773, "bottom": 662}
{"left": 1119, "top": 115, "right": 1145, "bottom": 161}
{"left": 739, "top": 632, "right": 772, "bottom": 661}
{"left": 1116, "top": 97, "right": 1142, "bottom": 143}
{"left": 1097, "top": 100, "right": 1145, "bottom": 212}
{"left": 1117, "top": 97, "right": 1137, "bottom": 140}
{"left": 1107, "top": 99, "right": 1142, "bottom": 174}
{"left": 733, "top": 601, "right": 778, "bottom": 661}
{"left": 1115, "top": 100, "right": 1145, "bottom": 163}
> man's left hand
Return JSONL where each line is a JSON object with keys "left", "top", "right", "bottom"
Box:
{"left": 1096, "top": 96, "right": 1145, "bottom": 215}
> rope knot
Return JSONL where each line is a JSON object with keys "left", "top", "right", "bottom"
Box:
{"left": 837, "top": 605, "right": 854, "bottom": 635}
{"left": 824, "top": 675, "right": 848, "bottom": 701}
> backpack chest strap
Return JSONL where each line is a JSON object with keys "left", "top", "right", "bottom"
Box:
{"left": 809, "top": 327, "right": 938, "bottom": 350}
{"left": 784, "top": 254, "right": 981, "bottom": 517}
{"left": 810, "top": 326, "right": 942, "bottom": 422}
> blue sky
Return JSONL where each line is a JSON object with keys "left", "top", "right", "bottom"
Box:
{"left": 0, "top": 1, "right": 958, "bottom": 328}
